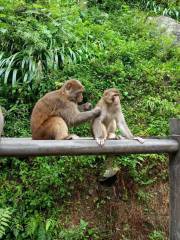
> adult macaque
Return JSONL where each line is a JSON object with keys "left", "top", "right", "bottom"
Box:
{"left": 31, "top": 79, "right": 101, "bottom": 140}
{"left": 92, "top": 88, "right": 144, "bottom": 146}
{"left": 0, "top": 107, "right": 4, "bottom": 137}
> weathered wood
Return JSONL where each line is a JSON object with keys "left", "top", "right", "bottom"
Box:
{"left": 169, "top": 118, "right": 180, "bottom": 240}
{"left": 0, "top": 137, "right": 178, "bottom": 157}
{"left": 170, "top": 118, "right": 180, "bottom": 135}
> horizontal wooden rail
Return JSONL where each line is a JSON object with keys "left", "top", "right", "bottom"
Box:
{"left": 0, "top": 137, "right": 178, "bottom": 157}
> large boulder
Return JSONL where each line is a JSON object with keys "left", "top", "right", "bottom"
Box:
{"left": 148, "top": 16, "right": 180, "bottom": 44}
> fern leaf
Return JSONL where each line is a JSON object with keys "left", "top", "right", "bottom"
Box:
{"left": 0, "top": 208, "right": 12, "bottom": 239}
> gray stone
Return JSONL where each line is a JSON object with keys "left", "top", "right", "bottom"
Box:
{"left": 148, "top": 16, "right": 180, "bottom": 44}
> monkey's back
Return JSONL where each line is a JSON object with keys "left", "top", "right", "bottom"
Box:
{"left": 31, "top": 90, "right": 78, "bottom": 133}
{"left": 31, "top": 90, "right": 61, "bottom": 132}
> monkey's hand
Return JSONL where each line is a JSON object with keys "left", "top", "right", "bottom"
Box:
{"left": 132, "top": 137, "right": 144, "bottom": 144}
{"left": 93, "top": 107, "right": 101, "bottom": 117}
{"left": 83, "top": 102, "right": 92, "bottom": 111}
{"left": 66, "top": 134, "right": 80, "bottom": 140}
{"left": 95, "top": 137, "right": 106, "bottom": 147}
{"left": 78, "top": 102, "right": 92, "bottom": 111}
{"left": 117, "top": 135, "right": 144, "bottom": 143}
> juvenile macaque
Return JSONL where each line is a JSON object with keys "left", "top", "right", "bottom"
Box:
{"left": 92, "top": 88, "right": 144, "bottom": 146}
{"left": 31, "top": 79, "right": 101, "bottom": 140}
{"left": 0, "top": 107, "right": 4, "bottom": 137}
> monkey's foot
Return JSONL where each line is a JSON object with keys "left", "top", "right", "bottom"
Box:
{"left": 66, "top": 134, "right": 80, "bottom": 140}
{"left": 116, "top": 135, "right": 126, "bottom": 140}
{"left": 133, "top": 137, "right": 144, "bottom": 144}
{"left": 108, "top": 133, "right": 117, "bottom": 139}
{"left": 95, "top": 138, "right": 106, "bottom": 147}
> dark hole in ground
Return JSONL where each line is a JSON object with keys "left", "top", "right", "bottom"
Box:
{"left": 99, "top": 174, "right": 117, "bottom": 187}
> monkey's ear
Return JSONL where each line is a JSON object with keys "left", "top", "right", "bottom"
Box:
{"left": 104, "top": 90, "right": 109, "bottom": 96}
{"left": 66, "top": 82, "right": 72, "bottom": 91}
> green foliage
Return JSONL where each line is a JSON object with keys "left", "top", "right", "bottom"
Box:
{"left": 0, "top": 208, "right": 12, "bottom": 239}
{"left": 0, "top": 154, "right": 98, "bottom": 239}
{"left": 59, "top": 219, "right": 98, "bottom": 240}
{"left": 0, "top": 0, "right": 179, "bottom": 239}
{"left": 26, "top": 214, "right": 56, "bottom": 240}
{"left": 126, "top": 0, "right": 180, "bottom": 20}
{"left": 88, "top": 0, "right": 179, "bottom": 20}
{"left": 0, "top": 0, "right": 97, "bottom": 86}
{"left": 88, "top": 0, "right": 126, "bottom": 11}
{"left": 137, "top": 190, "right": 152, "bottom": 203}
{"left": 148, "top": 230, "right": 165, "bottom": 240}
{"left": 141, "top": 0, "right": 179, "bottom": 20}
{"left": 116, "top": 154, "right": 167, "bottom": 185}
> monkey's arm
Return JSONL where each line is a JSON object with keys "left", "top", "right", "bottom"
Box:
{"left": 72, "top": 107, "right": 101, "bottom": 125}
{"left": 116, "top": 111, "right": 144, "bottom": 143}
{"left": 116, "top": 111, "right": 133, "bottom": 138}
{"left": 92, "top": 113, "right": 107, "bottom": 146}
{"left": 92, "top": 118, "right": 105, "bottom": 138}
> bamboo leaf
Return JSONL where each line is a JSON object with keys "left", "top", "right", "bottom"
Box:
{"left": 12, "top": 69, "right": 18, "bottom": 86}
{"left": 23, "top": 72, "right": 28, "bottom": 82}
{"left": 4, "top": 68, "right": 11, "bottom": 84}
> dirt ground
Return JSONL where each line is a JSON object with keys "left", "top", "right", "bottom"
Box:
{"left": 59, "top": 170, "right": 169, "bottom": 240}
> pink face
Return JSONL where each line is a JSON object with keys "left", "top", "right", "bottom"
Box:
{"left": 76, "top": 91, "right": 83, "bottom": 103}
{"left": 113, "top": 94, "right": 120, "bottom": 105}
{"left": 104, "top": 89, "right": 120, "bottom": 105}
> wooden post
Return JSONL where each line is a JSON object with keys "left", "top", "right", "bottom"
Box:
{"left": 169, "top": 118, "right": 180, "bottom": 240}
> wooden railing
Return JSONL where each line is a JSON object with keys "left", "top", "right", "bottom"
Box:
{"left": 0, "top": 118, "right": 179, "bottom": 239}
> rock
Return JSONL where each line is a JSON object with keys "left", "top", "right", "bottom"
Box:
{"left": 148, "top": 16, "right": 180, "bottom": 44}
{"left": 98, "top": 166, "right": 120, "bottom": 185}
{"left": 102, "top": 167, "right": 120, "bottom": 179}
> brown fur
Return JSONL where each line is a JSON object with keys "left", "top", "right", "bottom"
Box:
{"left": 92, "top": 88, "right": 135, "bottom": 146}
{"left": 31, "top": 79, "right": 101, "bottom": 140}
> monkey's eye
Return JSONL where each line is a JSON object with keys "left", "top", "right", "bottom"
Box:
{"left": 76, "top": 90, "right": 83, "bottom": 94}
{"left": 113, "top": 94, "right": 119, "bottom": 99}
{"left": 77, "top": 91, "right": 83, "bottom": 96}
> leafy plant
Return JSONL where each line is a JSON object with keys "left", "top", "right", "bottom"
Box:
{"left": 0, "top": 208, "right": 12, "bottom": 239}
{"left": 26, "top": 214, "right": 56, "bottom": 240}
{"left": 59, "top": 219, "right": 98, "bottom": 240}
{"left": 126, "top": 0, "right": 180, "bottom": 20}
{"left": 148, "top": 230, "right": 165, "bottom": 240}
{"left": 0, "top": 1, "right": 97, "bottom": 86}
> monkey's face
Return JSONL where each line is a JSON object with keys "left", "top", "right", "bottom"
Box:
{"left": 104, "top": 88, "right": 120, "bottom": 105}
{"left": 74, "top": 90, "right": 84, "bottom": 103}
{"left": 65, "top": 79, "right": 84, "bottom": 103}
